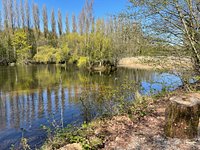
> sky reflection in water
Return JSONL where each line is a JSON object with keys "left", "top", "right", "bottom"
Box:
{"left": 0, "top": 65, "right": 181, "bottom": 149}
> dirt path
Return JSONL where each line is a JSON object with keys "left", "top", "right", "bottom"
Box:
{"left": 102, "top": 98, "right": 200, "bottom": 150}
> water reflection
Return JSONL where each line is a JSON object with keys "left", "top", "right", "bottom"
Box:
{"left": 0, "top": 65, "right": 181, "bottom": 149}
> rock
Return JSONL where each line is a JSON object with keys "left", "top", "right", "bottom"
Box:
{"left": 164, "top": 93, "right": 200, "bottom": 139}
{"left": 9, "top": 63, "right": 16, "bottom": 66}
{"left": 59, "top": 143, "right": 82, "bottom": 150}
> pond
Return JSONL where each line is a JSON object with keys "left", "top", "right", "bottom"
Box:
{"left": 0, "top": 65, "right": 182, "bottom": 149}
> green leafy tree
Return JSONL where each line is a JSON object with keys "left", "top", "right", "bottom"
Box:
{"left": 12, "top": 30, "right": 32, "bottom": 63}
{"left": 90, "top": 35, "right": 112, "bottom": 66}
{"left": 34, "top": 45, "right": 69, "bottom": 64}
{"left": 65, "top": 32, "right": 84, "bottom": 56}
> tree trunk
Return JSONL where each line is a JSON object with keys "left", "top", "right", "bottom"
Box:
{"left": 193, "top": 56, "right": 200, "bottom": 74}
{"left": 164, "top": 93, "right": 200, "bottom": 139}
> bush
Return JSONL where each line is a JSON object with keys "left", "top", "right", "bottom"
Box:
{"left": 33, "top": 45, "right": 69, "bottom": 63}
{"left": 68, "top": 55, "right": 79, "bottom": 64}
{"left": 77, "top": 57, "right": 89, "bottom": 68}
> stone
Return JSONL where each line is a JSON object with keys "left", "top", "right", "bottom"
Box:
{"left": 59, "top": 143, "right": 82, "bottom": 150}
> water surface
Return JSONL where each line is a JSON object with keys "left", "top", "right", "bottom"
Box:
{"left": 0, "top": 65, "right": 181, "bottom": 149}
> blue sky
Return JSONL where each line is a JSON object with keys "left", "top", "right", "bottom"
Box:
{"left": 0, "top": 0, "right": 130, "bottom": 31}
{"left": 33, "top": 0, "right": 129, "bottom": 18}
{"left": 35, "top": 0, "right": 130, "bottom": 31}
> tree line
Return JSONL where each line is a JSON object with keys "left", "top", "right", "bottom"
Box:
{"left": 0, "top": 0, "right": 163, "bottom": 67}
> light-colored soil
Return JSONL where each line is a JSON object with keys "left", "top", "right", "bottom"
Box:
{"left": 59, "top": 143, "right": 82, "bottom": 150}
{"left": 118, "top": 56, "right": 193, "bottom": 70}
{"left": 101, "top": 96, "right": 200, "bottom": 150}
{"left": 118, "top": 63, "right": 154, "bottom": 70}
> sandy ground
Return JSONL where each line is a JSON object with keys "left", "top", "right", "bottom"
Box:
{"left": 118, "top": 57, "right": 192, "bottom": 70}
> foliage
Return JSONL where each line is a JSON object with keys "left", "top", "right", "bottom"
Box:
{"left": 65, "top": 33, "right": 85, "bottom": 56}
{"left": 42, "top": 121, "right": 104, "bottom": 150}
{"left": 68, "top": 54, "right": 79, "bottom": 64}
{"left": 0, "top": 33, "right": 8, "bottom": 61}
{"left": 77, "top": 56, "right": 89, "bottom": 68}
{"left": 89, "top": 32, "right": 112, "bottom": 64}
{"left": 47, "top": 32, "right": 58, "bottom": 48}
{"left": 0, "top": 0, "right": 193, "bottom": 67}
{"left": 33, "top": 45, "right": 69, "bottom": 63}
{"left": 20, "top": 138, "right": 31, "bottom": 150}
{"left": 12, "top": 30, "right": 32, "bottom": 64}
{"left": 0, "top": 0, "right": 176, "bottom": 67}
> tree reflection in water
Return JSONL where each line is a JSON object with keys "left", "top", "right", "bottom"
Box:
{"left": 0, "top": 65, "right": 181, "bottom": 149}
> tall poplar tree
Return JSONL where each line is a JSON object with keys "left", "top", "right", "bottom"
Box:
{"left": 72, "top": 13, "right": 77, "bottom": 33}
{"left": 25, "top": 0, "right": 30, "bottom": 29}
{"left": 42, "top": 5, "right": 48, "bottom": 38}
{"left": 20, "top": 0, "right": 25, "bottom": 29}
{"left": 51, "top": 9, "right": 56, "bottom": 36}
{"left": 33, "top": 3, "right": 40, "bottom": 36}
{"left": 2, "top": 0, "right": 8, "bottom": 29}
{"left": 65, "top": 13, "right": 70, "bottom": 34}
{"left": 58, "top": 9, "right": 63, "bottom": 36}
{"left": 8, "top": 0, "right": 14, "bottom": 30}
{"left": 85, "top": 0, "right": 94, "bottom": 33}
{"left": 79, "top": 8, "right": 85, "bottom": 35}
{"left": 0, "top": 11, "right": 2, "bottom": 31}
{"left": 14, "top": 0, "right": 20, "bottom": 28}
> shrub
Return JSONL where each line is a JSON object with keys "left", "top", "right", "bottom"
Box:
{"left": 68, "top": 55, "right": 79, "bottom": 64}
{"left": 33, "top": 46, "right": 69, "bottom": 63}
{"left": 77, "top": 57, "right": 89, "bottom": 68}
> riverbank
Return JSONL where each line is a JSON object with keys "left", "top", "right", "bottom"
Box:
{"left": 1, "top": 56, "right": 192, "bottom": 74}
{"left": 118, "top": 56, "right": 193, "bottom": 71}
{"left": 101, "top": 91, "right": 200, "bottom": 150}
{"left": 42, "top": 83, "right": 200, "bottom": 150}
